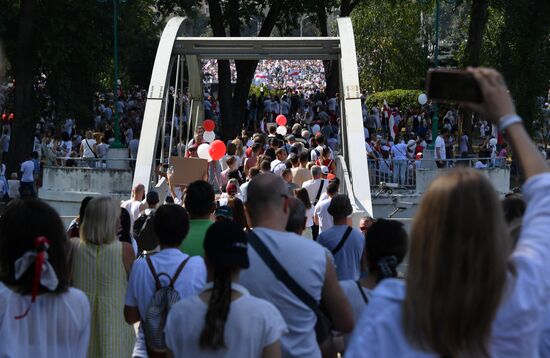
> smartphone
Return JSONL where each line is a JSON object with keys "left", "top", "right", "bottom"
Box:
{"left": 426, "top": 69, "right": 483, "bottom": 103}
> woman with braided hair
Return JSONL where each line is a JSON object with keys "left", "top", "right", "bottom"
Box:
{"left": 165, "top": 220, "right": 287, "bottom": 357}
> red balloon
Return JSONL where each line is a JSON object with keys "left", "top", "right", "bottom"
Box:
{"left": 8, "top": 113, "right": 14, "bottom": 120}
{"left": 208, "top": 140, "right": 226, "bottom": 161}
{"left": 276, "top": 114, "right": 287, "bottom": 127}
{"left": 1, "top": 114, "right": 6, "bottom": 120}
{"left": 203, "top": 119, "right": 215, "bottom": 132}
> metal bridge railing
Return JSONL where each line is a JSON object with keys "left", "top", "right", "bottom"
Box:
{"left": 367, "top": 157, "right": 508, "bottom": 188}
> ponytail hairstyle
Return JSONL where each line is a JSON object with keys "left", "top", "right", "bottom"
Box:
{"left": 200, "top": 221, "right": 249, "bottom": 350}
{"left": 364, "top": 219, "right": 408, "bottom": 283}
{"left": 199, "top": 268, "right": 234, "bottom": 350}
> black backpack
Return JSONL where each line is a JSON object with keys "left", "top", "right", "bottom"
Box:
{"left": 134, "top": 211, "right": 159, "bottom": 252}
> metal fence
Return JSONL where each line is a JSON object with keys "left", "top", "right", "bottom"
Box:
{"left": 367, "top": 157, "right": 508, "bottom": 188}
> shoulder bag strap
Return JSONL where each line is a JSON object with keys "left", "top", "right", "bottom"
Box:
{"left": 146, "top": 256, "right": 162, "bottom": 290}
{"left": 314, "top": 180, "right": 325, "bottom": 205}
{"left": 169, "top": 257, "right": 191, "bottom": 287}
{"left": 331, "top": 226, "right": 353, "bottom": 256}
{"left": 248, "top": 231, "right": 321, "bottom": 315}
{"left": 84, "top": 139, "right": 98, "bottom": 158}
{"left": 355, "top": 280, "right": 369, "bottom": 304}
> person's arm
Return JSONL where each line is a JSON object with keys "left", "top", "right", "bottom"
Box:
{"left": 321, "top": 253, "right": 354, "bottom": 333}
{"left": 262, "top": 341, "right": 282, "bottom": 358}
{"left": 123, "top": 305, "right": 140, "bottom": 325}
{"left": 121, "top": 242, "right": 135, "bottom": 277}
{"left": 466, "top": 67, "right": 548, "bottom": 178}
{"left": 167, "top": 168, "right": 177, "bottom": 199}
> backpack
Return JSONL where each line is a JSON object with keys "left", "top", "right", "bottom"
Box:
{"left": 134, "top": 211, "right": 159, "bottom": 252}
{"left": 143, "top": 256, "right": 190, "bottom": 354}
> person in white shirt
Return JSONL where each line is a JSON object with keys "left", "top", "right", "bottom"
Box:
{"left": 270, "top": 148, "right": 288, "bottom": 176}
{"left": 79, "top": 130, "right": 97, "bottom": 167}
{"left": 313, "top": 182, "right": 339, "bottom": 235}
{"left": 20, "top": 154, "right": 36, "bottom": 198}
{"left": 434, "top": 127, "right": 450, "bottom": 168}
{"left": 302, "top": 165, "right": 329, "bottom": 206}
{"left": 391, "top": 136, "right": 409, "bottom": 185}
{"left": 165, "top": 220, "right": 287, "bottom": 358}
{"left": 347, "top": 67, "right": 550, "bottom": 358}
{"left": 124, "top": 204, "right": 207, "bottom": 357}
{"left": 121, "top": 183, "right": 146, "bottom": 231}
{"left": 310, "top": 134, "right": 334, "bottom": 162}
{"left": 240, "top": 174, "right": 354, "bottom": 357}
{"left": 0, "top": 199, "right": 90, "bottom": 358}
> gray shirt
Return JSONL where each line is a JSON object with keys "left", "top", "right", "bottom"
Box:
{"left": 240, "top": 227, "right": 327, "bottom": 358}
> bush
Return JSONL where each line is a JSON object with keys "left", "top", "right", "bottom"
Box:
{"left": 365, "top": 89, "right": 423, "bottom": 110}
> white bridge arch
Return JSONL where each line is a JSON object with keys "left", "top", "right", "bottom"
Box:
{"left": 134, "top": 17, "right": 373, "bottom": 216}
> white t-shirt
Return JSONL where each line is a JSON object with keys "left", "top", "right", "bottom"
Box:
{"left": 60, "top": 140, "right": 72, "bottom": 158}
{"left": 317, "top": 225, "right": 365, "bottom": 280}
{"left": 81, "top": 139, "right": 97, "bottom": 158}
{"left": 121, "top": 199, "right": 144, "bottom": 230}
{"left": 434, "top": 135, "right": 446, "bottom": 160}
{"left": 302, "top": 178, "right": 329, "bottom": 205}
{"left": 0, "top": 283, "right": 90, "bottom": 358}
{"left": 270, "top": 159, "right": 286, "bottom": 176}
{"left": 20, "top": 160, "right": 35, "bottom": 183}
{"left": 128, "top": 139, "right": 139, "bottom": 159}
{"left": 313, "top": 197, "right": 334, "bottom": 233}
{"left": 305, "top": 207, "right": 314, "bottom": 228}
{"left": 240, "top": 227, "right": 327, "bottom": 358}
{"left": 125, "top": 249, "right": 206, "bottom": 357}
{"left": 164, "top": 282, "right": 287, "bottom": 358}
{"left": 391, "top": 142, "right": 408, "bottom": 161}
{"left": 339, "top": 280, "right": 372, "bottom": 324}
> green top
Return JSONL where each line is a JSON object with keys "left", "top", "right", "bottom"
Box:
{"left": 180, "top": 219, "right": 212, "bottom": 257}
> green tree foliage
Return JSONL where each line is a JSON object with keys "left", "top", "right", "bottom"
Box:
{"left": 365, "top": 89, "right": 423, "bottom": 110}
{"left": 479, "top": 0, "right": 550, "bottom": 131}
{"left": 352, "top": 0, "right": 431, "bottom": 92}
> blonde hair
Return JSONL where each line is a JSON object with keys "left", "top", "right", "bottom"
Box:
{"left": 232, "top": 139, "right": 244, "bottom": 157}
{"left": 404, "top": 168, "right": 510, "bottom": 357}
{"left": 80, "top": 197, "right": 120, "bottom": 245}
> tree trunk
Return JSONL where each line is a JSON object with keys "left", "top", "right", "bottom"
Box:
{"left": 206, "top": 0, "right": 232, "bottom": 137}
{"left": 8, "top": 0, "right": 36, "bottom": 174}
{"left": 207, "top": 0, "right": 283, "bottom": 141}
{"left": 462, "top": 0, "right": 489, "bottom": 135}
{"left": 316, "top": 5, "right": 339, "bottom": 98}
{"left": 463, "top": 0, "right": 489, "bottom": 66}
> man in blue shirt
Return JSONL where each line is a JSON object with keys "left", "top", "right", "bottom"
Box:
{"left": 317, "top": 194, "right": 365, "bottom": 281}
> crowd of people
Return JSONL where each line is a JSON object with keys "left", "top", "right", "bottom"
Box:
{"left": 202, "top": 59, "right": 326, "bottom": 90}
{"left": 2, "top": 68, "right": 550, "bottom": 358}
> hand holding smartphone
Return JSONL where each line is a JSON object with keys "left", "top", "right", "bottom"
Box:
{"left": 426, "top": 69, "right": 484, "bottom": 103}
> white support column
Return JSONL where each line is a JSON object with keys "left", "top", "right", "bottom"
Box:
{"left": 133, "top": 17, "right": 185, "bottom": 190}
{"left": 337, "top": 17, "right": 373, "bottom": 216}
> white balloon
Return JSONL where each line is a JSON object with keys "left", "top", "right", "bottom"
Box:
{"left": 276, "top": 126, "right": 287, "bottom": 136}
{"left": 418, "top": 93, "right": 428, "bottom": 105}
{"left": 203, "top": 131, "right": 216, "bottom": 143}
{"left": 311, "top": 124, "right": 321, "bottom": 134}
{"left": 197, "top": 143, "right": 211, "bottom": 160}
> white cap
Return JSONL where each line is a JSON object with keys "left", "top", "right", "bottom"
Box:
{"left": 321, "top": 166, "right": 329, "bottom": 175}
